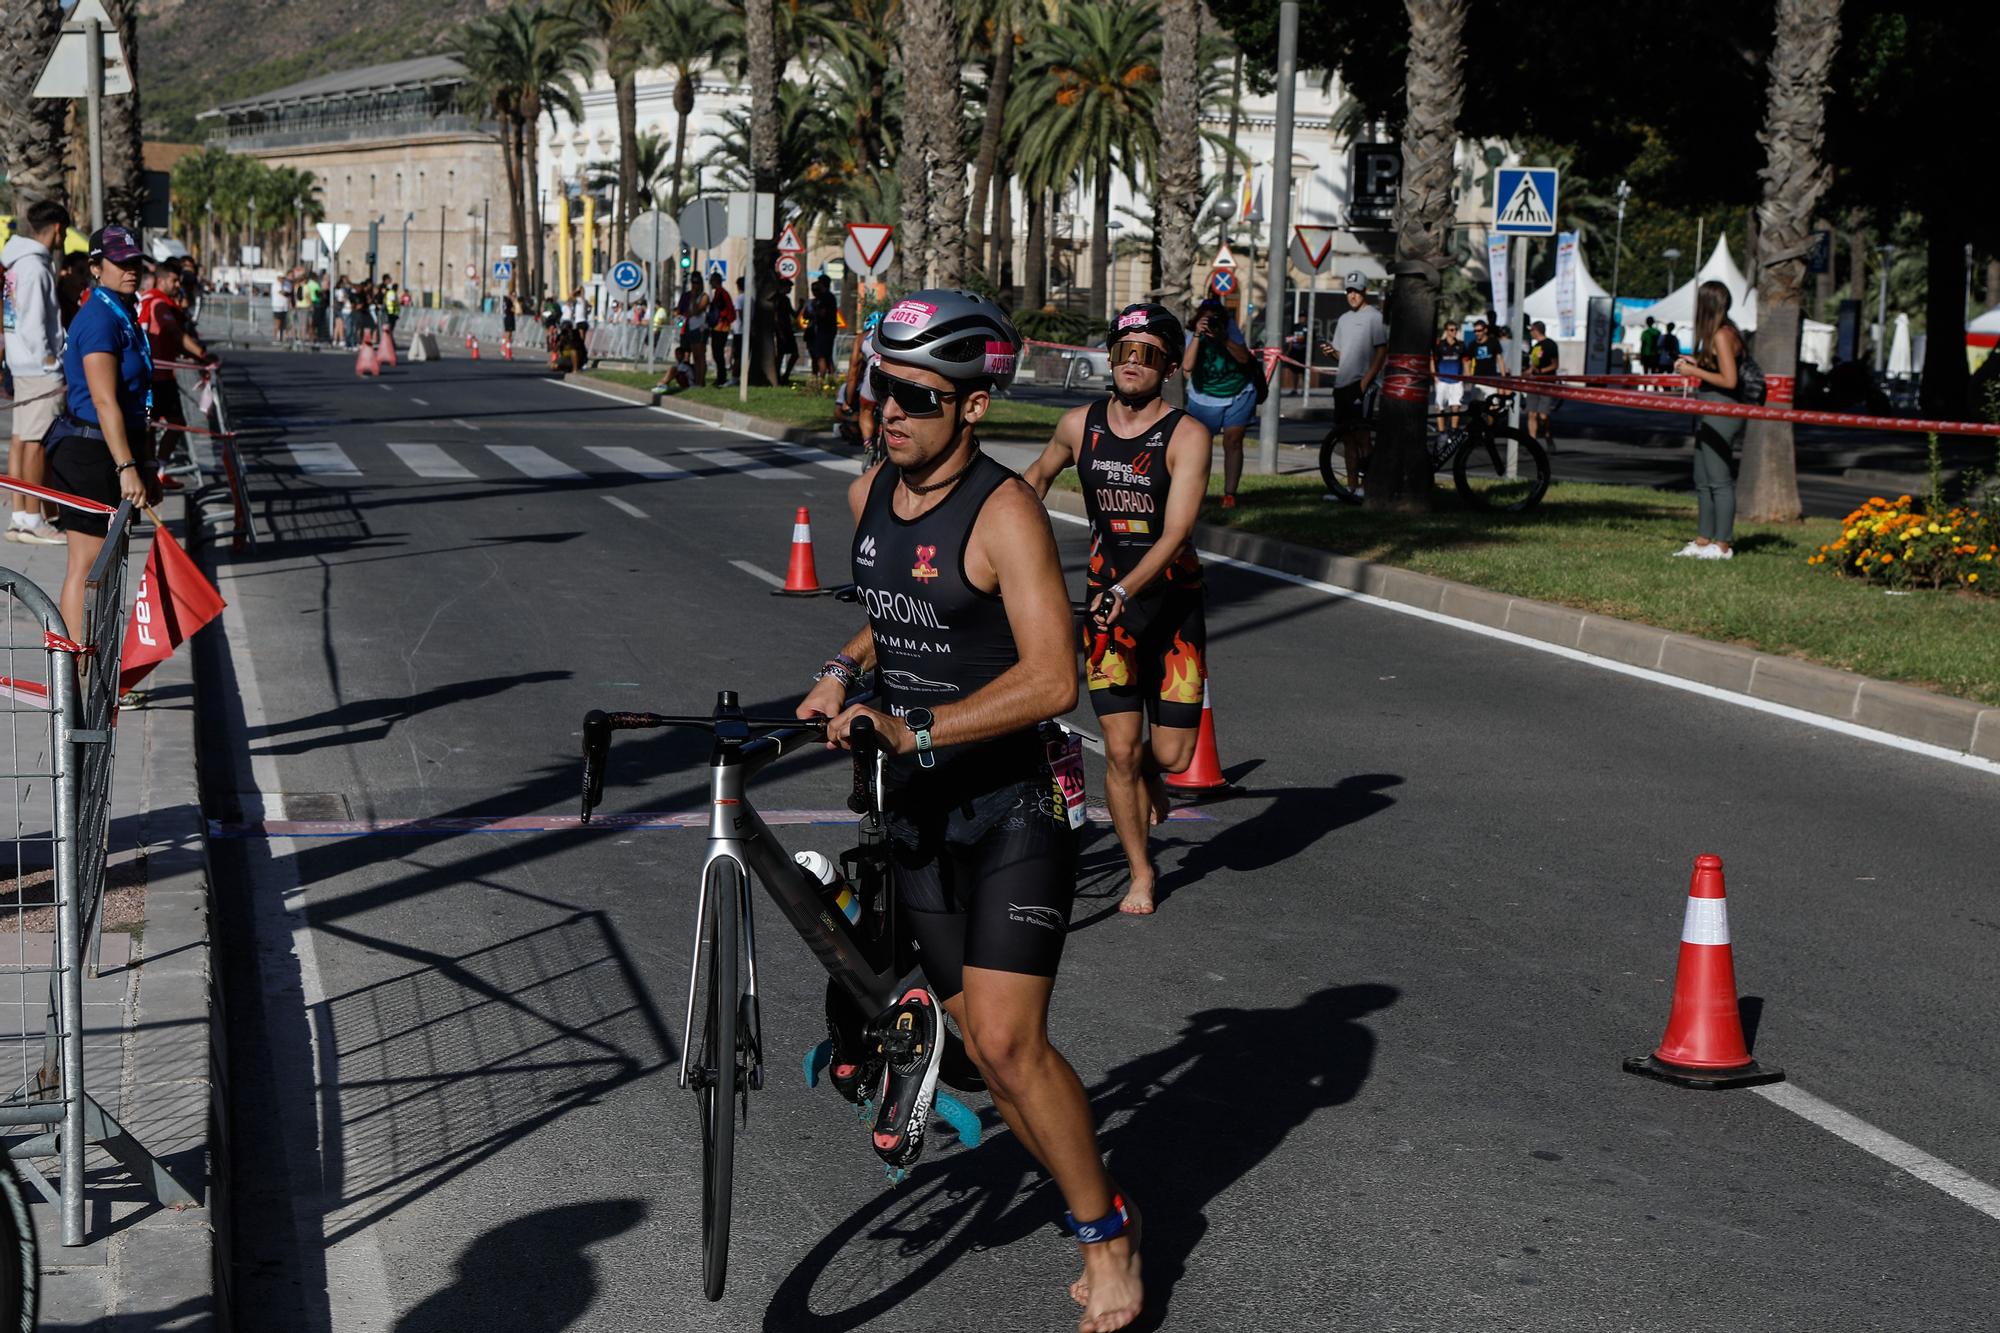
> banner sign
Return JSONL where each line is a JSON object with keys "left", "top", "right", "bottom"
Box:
{"left": 1488, "top": 236, "right": 1511, "bottom": 330}
{"left": 1555, "top": 231, "right": 1579, "bottom": 339}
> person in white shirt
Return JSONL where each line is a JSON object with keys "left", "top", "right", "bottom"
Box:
{"left": 270, "top": 272, "right": 292, "bottom": 341}
{"left": 3, "top": 198, "right": 73, "bottom": 543}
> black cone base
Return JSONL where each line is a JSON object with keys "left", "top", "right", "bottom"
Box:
{"left": 1623, "top": 1053, "right": 1785, "bottom": 1091}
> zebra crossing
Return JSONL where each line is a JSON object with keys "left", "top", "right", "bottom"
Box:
{"left": 279, "top": 437, "right": 862, "bottom": 485}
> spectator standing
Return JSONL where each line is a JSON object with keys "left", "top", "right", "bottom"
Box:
{"left": 706, "top": 272, "right": 736, "bottom": 387}
{"left": 1432, "top": 318, "right": 1466, "bottom": 431}
{"left": 1322, "top": 272, "right": 1388, "bottom": 500}
{"left": 45, "top": 227, "right": 159, "bottom": 635}
{"left": 1523, "top": 318, "right": 1559, "bottom": 448}
{"left": 1657, "top": 321, "right": 1681, "bottom": 372}
{"left": 1638, "top": 316, "right": 1660, "bottom": 378}
{"left": 805, "top": 275, "right": 838, "bottom": 387}
{"left": 567, "top": 287, "right": 590, "bottom": 333}
{"left": 501, "top": 291, "right": 517, "bottom": 355}
{"left": 137, "top": 257, "right": 209, "bottom": 476}
{"left": 271, "top": 270, "right": 292, "bottom": 342}
{"left": 675, "top": 275, "right": 709, "bottom": 384}
{"left": 1672, "top": 281, "right": 1748, "bottom": 561}
{"left": 382, "top": 280, "right": 400, "bottom": 337}
{"left": 770, "top": 283, "right": 799, "bottom": 382}
{"left": 1180, "top": 297, "right": 1254, "bottom": 508}
{"left": 3, "top": 198, "right": 74, "bottom": 544}
{"left": 1467, "top": 317, "right": 1501, "bottom": 406}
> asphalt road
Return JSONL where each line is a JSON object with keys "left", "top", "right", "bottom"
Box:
{"left": 197, "top": 350, "right": 2000, "bottom": 1332}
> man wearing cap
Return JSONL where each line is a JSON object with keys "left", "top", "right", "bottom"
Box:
{"left": 3, "top": 198, "right": 74, "bottom": 545}
{"left": 1026, "top": 302, "right": 1212, "bottom": 917}
{"left": 1322, "top": 273, "right": 1387, "bottom": 499}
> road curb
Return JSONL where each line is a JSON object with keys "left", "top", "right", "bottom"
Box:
{"left": 1040, "top": 488, "right": 2000, "bottom": 764}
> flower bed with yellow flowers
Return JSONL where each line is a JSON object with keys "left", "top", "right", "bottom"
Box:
{"left": 1809, "top": 495, "right": 2000, "bottom": 593}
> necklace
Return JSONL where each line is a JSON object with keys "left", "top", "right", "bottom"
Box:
{"left": 902, "top": 457, "right": 973, "bottom": 495}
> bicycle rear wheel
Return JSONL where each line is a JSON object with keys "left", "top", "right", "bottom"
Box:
{"left": 695, "top": 858, "right": 742, "bottom": 1302}
{"left": 1453, "top": 424, "right": 1551, "bottom": 513}
{"left": 1317, "top": 427, "right": 1364, "bottom": 504}
{"left": 0, "top": 1154, "right": 37, "bottom": 1332}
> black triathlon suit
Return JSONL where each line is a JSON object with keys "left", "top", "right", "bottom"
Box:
{"left": 852, "top": 450, "right": 1075, "bottom": 1001}
{"left": 1078, "top": 399, "right": 1207, "bottom": 730}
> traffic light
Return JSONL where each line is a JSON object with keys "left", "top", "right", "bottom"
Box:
{"left": 679, "top": 243, "right": 691, "bottom": 271}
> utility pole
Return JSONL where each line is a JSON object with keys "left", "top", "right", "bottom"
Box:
{"left": 401, "top": 211, "right": 414, "bottom": 292}
{"left": 84, "top": 16, "right": 105, "bottom": 229}
{"left": 480, "top": 198, "right": 491, "bottom": 307}
{"left": 436, "top": 205, "right": 447, "bottom": 309}
{"left": 1254, "top": 1, "right": 1299, "bottom": 474}
{"left": 1609, "top": 179, "right": 1630, "bottom": 362}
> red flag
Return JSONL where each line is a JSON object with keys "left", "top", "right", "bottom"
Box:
{"left": 120, "top": 525, "right": 226, "bottom": 690}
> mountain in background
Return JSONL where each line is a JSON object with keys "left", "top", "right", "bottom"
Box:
{"left": 139, "top": 0, "right": 501, "bottom": 142}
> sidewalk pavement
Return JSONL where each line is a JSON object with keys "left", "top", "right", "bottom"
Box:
{"left": 0, "top": 455, "right": 218, "bottom": 1330}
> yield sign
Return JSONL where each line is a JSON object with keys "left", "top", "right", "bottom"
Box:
{"left": 846, "top": 223, "right": 894, "bottom": 270}
{"left": 1211, "top": 242, "right": 1237, "bottom": 270}
{"left": 776, "top": 221, "right": 806, "bottom": 254}
{"left": 1292, "top": 225, "right": 1336, "bottom": 271}
{"left": 316, "top": 221, "right": 352, "bottom": 257}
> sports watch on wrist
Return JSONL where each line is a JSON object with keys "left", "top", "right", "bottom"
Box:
{"left": 903, "top": 707, "right": 937, "bottom": 769}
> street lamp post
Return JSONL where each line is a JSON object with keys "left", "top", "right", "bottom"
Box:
{"left": 436, "top": 205, "right": 446, "bottom": 310}
{"left": 1662, "top": 247, "right": 1682, "bottom": 294}
{"left": 480, "top": 198, "right": 491, "bottom": 307}
{"left": 1609, "top": 179, "right": 1630, "bottom": 364}
{"left": 1874, "top": 242, "right": 1898, "bottom": 374}
{"left": 400, "top": 211, "right": 414, "bottom": 293}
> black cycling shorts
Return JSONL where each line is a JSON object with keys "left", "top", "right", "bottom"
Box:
{"left": 887, "top": 775, "right": 1076, "bottom": 1001}
{"left": 1083, "top": 588, "right": 1207, "bottom": 730}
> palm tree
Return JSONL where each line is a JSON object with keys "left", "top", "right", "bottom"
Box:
{"left": 0, "top": 0, "right": 70, "bottom": 213}
{"left": 699, "top": 85, "right": 842, "bottom": 217}
{"left": 458, "top": 24, "right": 528, "bottom": 289}
{"left": 899, "top": 0, "right": 966, "bottom": 285}
{"left": 1154, "top": 0, "right": 1202, "bottom": 316}
{"left": 744, "top": 0, "right": 782, "bottom": 383}
{"left": 587, "top": 128, "right": 677, "bottom": 210}
{"left": 1011, "top": 1, "right": 1161, "bottom": 318}
{"left": 572, "top": 0, "right": 650, "bottom": 261}
{"left": 966, "top": 0, "right": 1023, "bottom": 281}
{"left": 647, "top": 0, "right": 729, "bottom": 213}
{"left": 1738, "top": 0, "right": 1841, "bottom": 523}
{"left": 1369, "top": 0, "right": 1471, "bottom": 510}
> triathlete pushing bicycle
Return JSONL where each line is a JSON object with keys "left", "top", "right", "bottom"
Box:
{"left": 796, "top": 289, "right": 1144, "bottom": 1333}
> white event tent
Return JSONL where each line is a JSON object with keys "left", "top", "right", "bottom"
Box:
{"left": 1522, "top": 241, "right": 1610, "bottom": 335}
{"left": 1631, "top": 236, "right": 1758, "bottom": 332}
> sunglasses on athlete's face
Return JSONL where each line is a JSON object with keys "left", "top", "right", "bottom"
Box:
{"left": 1107, "top": 339, "right": 1173, "bottom": 372}
{"left": 870, "top": 365, "right": 960, "bottom": 418}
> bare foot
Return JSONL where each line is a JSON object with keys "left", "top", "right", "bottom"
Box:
{"left": 1071, "top": 1194, "right": 1142, "bottom": 1306}
{"left": 1076, "top": 1235, "right": 1143, "bottom": 1331}
{"left": 1118, "top": 874, "right": 1155, "bottom": 916}
{"left": 1144, "top": 770, "right": 1171, "bottom": 827}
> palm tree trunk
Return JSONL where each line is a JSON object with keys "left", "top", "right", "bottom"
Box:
{"left": 504, "top": 118, "right": 527, "bottom": 299}
{"left": 1089, "top": 161, "right": 1112, "bottom": 319}
{"left": 101, "top": 0, "right": 145, "bottom": 225}
{"left": 968, "top": 11, "right": 1013, "bottom": 281}
{"left": 899, "top": 0, "right": 956, "bottom": 287}
{"left": 746, "top": 0, "right": 781, "bottom": 383}
{"left": 1812, "top": 215, "right": 1834, "bottom": 313}
{"left": 1155, "top": 0, "right": 1202, "bottom": 317}
{"left": 614, "top": 66, "right": 639, "bottom": 262}
{"left": 1371, "top": 0, "right": 1471, "bottom": 510}
{"left": 525, "top": 102, "right": 545, "bottom": 303}
{"left": 1740, "top": 0, "right": 1841, "bottom": 522}
{"left": 1918, "top": 202, "right": 1969, "bottom": 419}
{"left": 1023, "top": 188, "right": 1047, "bottom": 308}
{"left": 993, "top": 174, "right": 1013, "bottom": 292}
{"left": 0, "top": 0, "right": 70, "bottom": 210}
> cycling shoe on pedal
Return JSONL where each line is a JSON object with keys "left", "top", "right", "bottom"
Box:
{"left": 869, "top": 987, "right": 944, "bottom": 1168}
{"left": 824, "top": 979, "right": 879, "bottom": 1105}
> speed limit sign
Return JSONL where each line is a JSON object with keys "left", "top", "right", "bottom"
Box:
{"left": 776, "top": 254, "right": 800, "bottom": 281}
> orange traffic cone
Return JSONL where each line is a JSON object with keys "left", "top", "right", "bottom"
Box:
{"left": 1165, "top": 680, "right": 1228, "bottom": 794}
{"left": 469, "top": 336, "right": 481, "bottom": 360}
{"left": 378, "top": 330, "right": 398, "bottom": 367}
{"left": 355, "top": 340, "right": 377, "bottom": 377}
{"left": 502, "top": 335, "right": 514, "bottom": 361}
{"left": 464, "top": 332, "right": 474, "bottom": 350}
{"left": 776, "top": 506, "right": 822, "bottom": 595}
{"left": 1624, "top": 855, "right": 1784, "bottom": 1090}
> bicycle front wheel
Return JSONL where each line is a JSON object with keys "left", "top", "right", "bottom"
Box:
{"left": 0, "top": 1153, "right": 37, "bottom": 1332}
{"left": 1453, "top": 425, "right": 1551, "bottom": 513}
{"left": 1317, "top": 427, "right": 1364, "bottom": 504}
{"left": 695, "top": 858, "right": 741, "bottom": 1302}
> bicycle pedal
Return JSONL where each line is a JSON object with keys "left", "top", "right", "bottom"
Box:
{"left": 803, "top": 1040, "right": 832, "bottom": 1088}
{"left": 883, "top": 1165, "right": 908, "bottom": 1187}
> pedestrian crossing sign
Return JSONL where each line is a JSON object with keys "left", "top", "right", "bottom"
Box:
{"left": 1493, "top": 168, "right": 1559, "bottom": 236}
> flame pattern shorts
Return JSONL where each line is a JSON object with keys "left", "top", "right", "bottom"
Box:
{"left": 1082, "top": 585, "right": 1207, "bottom": 730}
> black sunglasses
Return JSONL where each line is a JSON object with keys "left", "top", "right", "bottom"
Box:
{"left": 870, "top": 365, "right": 960, "bottom": 418}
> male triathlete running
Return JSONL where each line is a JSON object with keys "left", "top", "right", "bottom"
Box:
{"left": 1024, "top": 303, "right": 1211, "bottom": 916}
{"left": 798, "top": 289, "right": 1143, "bottom": 1333}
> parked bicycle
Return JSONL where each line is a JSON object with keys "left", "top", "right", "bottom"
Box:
{"left": 1319, "top": 389, "right": 1551, "bottom": 512}
{"left": 579, "top": 688, "right": 984, "bottom": 1301}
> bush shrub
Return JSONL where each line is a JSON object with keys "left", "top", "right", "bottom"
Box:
{"left": 1809, "top": 493, "right": 1998, "bottom": 592}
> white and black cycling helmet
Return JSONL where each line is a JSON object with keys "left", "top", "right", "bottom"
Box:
{"left": 874, "top": 289, "right": 1022, "bottom": 393}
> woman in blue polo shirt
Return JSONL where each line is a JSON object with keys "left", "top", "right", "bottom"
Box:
{"left": 46, "top": 225, "right": 156, "bottom": 635}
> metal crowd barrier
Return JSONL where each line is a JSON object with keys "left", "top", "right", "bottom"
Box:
{"left": 163, "top": 362, "right": 259, "bottom": 553}
{"left": 0, "top": 510, "right": 197, "bottom": 1246}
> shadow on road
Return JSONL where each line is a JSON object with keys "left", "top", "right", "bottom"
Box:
{"left": 1149, "top": 772, "right": 1401, "bottom": 909}
{"left": 247, "top": 669, "right": 573, "bottom": 757}
{"left": 765, "top": 981, "right": 1396, "bottom": 1332}
{"left": 394, "top": 1198, "right": 648, "bottom": 1332}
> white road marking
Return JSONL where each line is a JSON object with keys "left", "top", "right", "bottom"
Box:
{"left": 775, "top": 443, "right": 863, "bottom": 475}
{"left": 730, "top": 559, "right": 785, "bottom": 588}
{"left": 408, "top": 396, "right": 429, "bottom": 406}
{"left": 1754, "top": 1082, "right": 2000, "bottom": 1224}
{"left": 1045, "top": 513, "right": 2000, "bottom": 781}
{"left": 586, "top": 445, "right": 691, "bottom": 479}
{"left": 548, "top": 376, "right": 849, "bottom": 455}
{"left": 288, "top": 442, "right": 360, "bottom": 475}
{"left": 486, "top": 444, "right": 583, "bottom": 480}
{"left": 452, "top": 417, "right": 481, "bottom": 431}
{"left": 386, "top": 442, "right": 473, "bottom": 479}
{"left": 602, "top": 496, "right": 647, "bottom": 518}
{"left": 688, "top": 447, "right": 805, "bottom": 481}
{"left": 210, "top": 566, "right": 397, "bottom": 1330}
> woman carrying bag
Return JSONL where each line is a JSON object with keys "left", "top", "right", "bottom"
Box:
{"left": 44, "top": 226, "right": 159, "bottom": 636}
{"left": 1672, "top": 280, "right": 1753, "bottom": 562}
